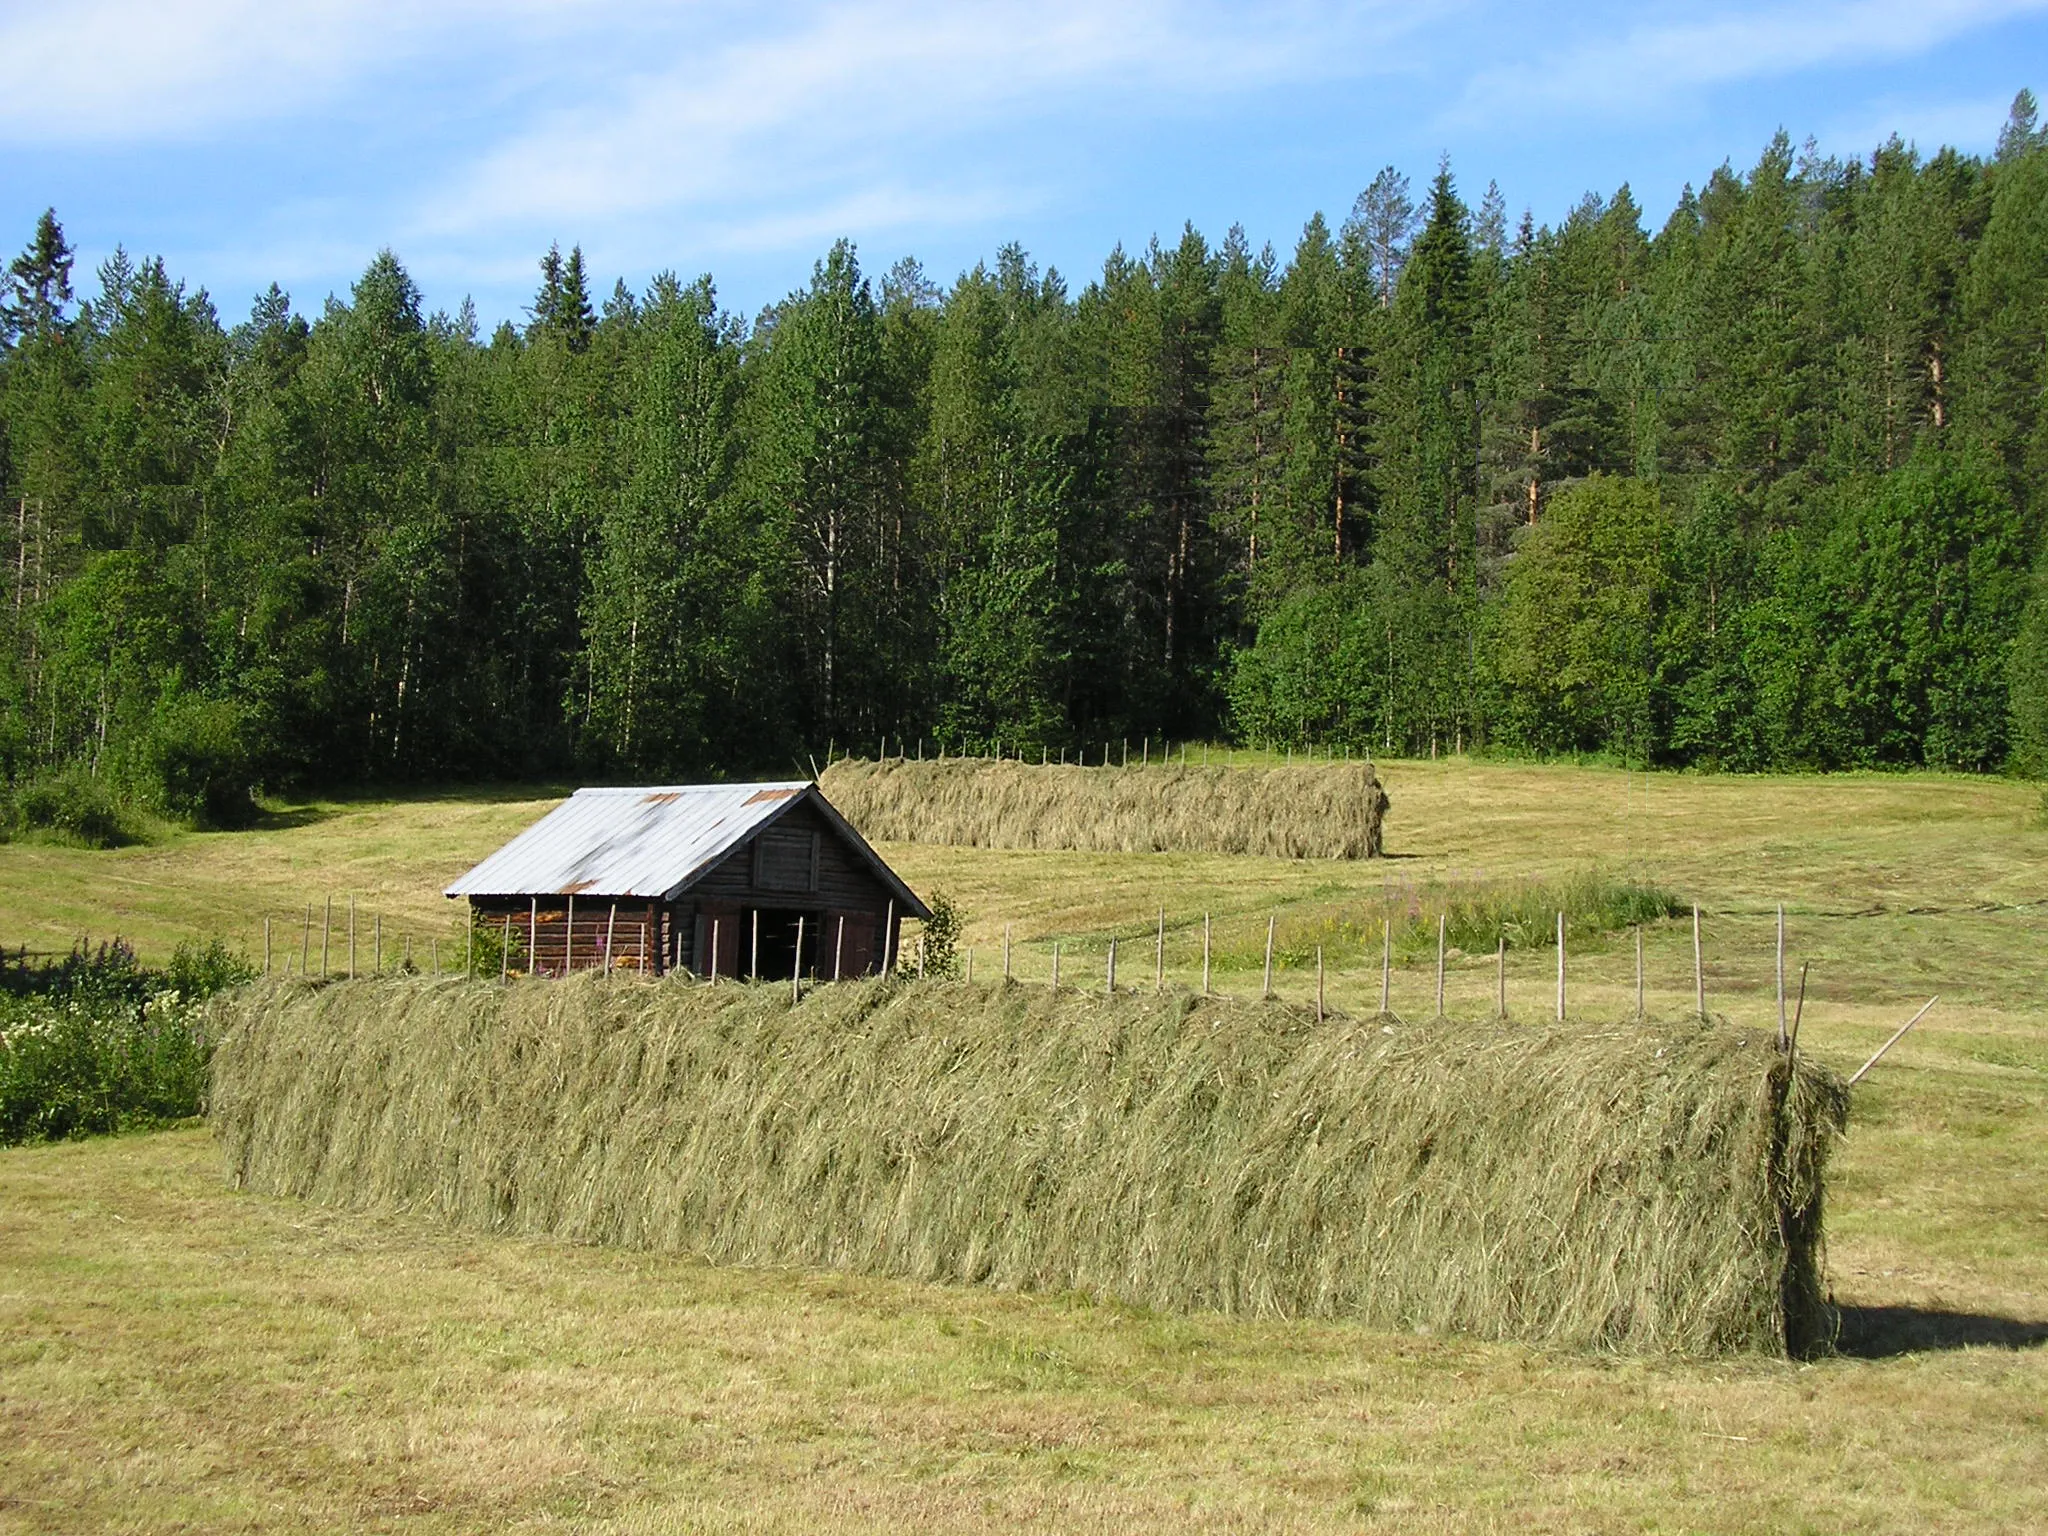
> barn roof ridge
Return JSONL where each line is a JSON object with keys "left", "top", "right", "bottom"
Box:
{"left": 444, "top": 780, "right": 928, "bottom": 917}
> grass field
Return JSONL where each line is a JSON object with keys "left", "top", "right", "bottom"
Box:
{"left": 2, "top": 758, "right": 2045, "bottom": 1531}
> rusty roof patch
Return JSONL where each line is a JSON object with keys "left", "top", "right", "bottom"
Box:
{"left": 743, "top": 786, "right": 801, "bottom": 804}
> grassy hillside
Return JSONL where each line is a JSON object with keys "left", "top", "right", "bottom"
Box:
{"left": 0, "top": 757, "right": 2043, "bottom": 1528}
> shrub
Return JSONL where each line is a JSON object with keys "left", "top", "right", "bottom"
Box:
{"left": 8, "top": 764, "right": 146, "bottom": 847}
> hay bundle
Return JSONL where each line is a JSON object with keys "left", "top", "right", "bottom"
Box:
{"left": 817, "top": 757, "right": 1390, "bottom": 858}
{"left": 210, "top": 976, "right": 1846, "bottom": 1354}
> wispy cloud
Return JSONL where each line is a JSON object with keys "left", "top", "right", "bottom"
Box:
{"left": 417, "top": 1, "right": 1423, "bottom": 241}
{"left": 1451, "top": 0, "right": 2048, "bottom": 124}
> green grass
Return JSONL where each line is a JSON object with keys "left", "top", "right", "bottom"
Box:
{"left": 0, "top": 757, "right": 2044, "bottom": 1529}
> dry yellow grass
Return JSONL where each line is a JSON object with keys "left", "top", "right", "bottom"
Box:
{"left": 0, "top": 757, "right": 2044, "bottom": 1530}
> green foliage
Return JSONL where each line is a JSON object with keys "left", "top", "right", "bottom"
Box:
{"left": 6, "top": 762, "right": 148, "bottom": 846}
{"left": 0, "top": 937, "right": 251, "bottom": 1144}
{"left": 912, "top": 891, "right": 963, "bottom": 978}
{"left": 3, "top": 116, "right": 2047, "bottom": 790}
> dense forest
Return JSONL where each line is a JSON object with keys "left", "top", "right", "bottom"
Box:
{"left": 3, "top": 95, "right": 2047, "bottom": 830}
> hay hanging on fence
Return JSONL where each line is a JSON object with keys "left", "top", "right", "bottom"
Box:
{"left": 209, "top": 975, "right": 1846, "bottom": 1355}
{"left": 817, "top": 757, "right": 1390, "bottom": 858}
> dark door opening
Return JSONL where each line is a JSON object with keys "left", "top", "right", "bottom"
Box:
{"left": 749, "top": 908, "right": 821, "bottom": 981}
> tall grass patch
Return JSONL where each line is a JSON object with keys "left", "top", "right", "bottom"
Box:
{"left": 211, "top": 975, "right": 1847, "bottom": 1355}
{"left": 819, "top": 757, "right": 1389, "bottom": 858}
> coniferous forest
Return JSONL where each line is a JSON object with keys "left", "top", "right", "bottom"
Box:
{"left": 3, "top": 100, "right": 2047, "bottom": 829}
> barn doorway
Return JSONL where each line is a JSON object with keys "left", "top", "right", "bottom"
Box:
{"left": 749, "top": 908, "right": 821, "bottom": 981}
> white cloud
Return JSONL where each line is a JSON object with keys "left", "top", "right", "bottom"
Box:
{"left": 0, "top": 0, "right": 601, "bottom": 141}
{"left": 415, "top": 0, "right": 1423, "bottom": 240}
{"left": 1451, "top": 0, "right": 2048, "bottom": 124}
{"left": 1820, "top": 90, "right": 2020, "bottom": 155}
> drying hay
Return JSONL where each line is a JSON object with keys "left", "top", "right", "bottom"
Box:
{"left": 210, "top": 975, "right": 1846, "bottom": 1355}
{"left": 818, "top": 757, "right": 1390, "bottom": 858}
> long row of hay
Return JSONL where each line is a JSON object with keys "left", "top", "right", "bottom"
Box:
{"left": 817, "top": 757, "right": 1390, "bottom": 858}
{"left": 209, "top": 975, "right": 1846, "bottom": 1355}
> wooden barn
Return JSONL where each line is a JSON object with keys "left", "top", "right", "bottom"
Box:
{"left": 445, "top": 782, "right": 930, "bottom": 980}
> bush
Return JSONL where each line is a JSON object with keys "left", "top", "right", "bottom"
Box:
{"left": 0, "top": 936, "right": 252, "bottom": 1144}
{"left": 910, "top": 892, "right": 963, "bottom": 978}
{"left": 8, "top": 764, "right": 147, "bottom": 847}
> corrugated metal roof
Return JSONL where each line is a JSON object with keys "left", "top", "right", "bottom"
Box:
{"left": 444, "top": 782, "right": 811, "bottom": 900}
{"left": 443, "top": 782, "right": 929, "bottom": 916}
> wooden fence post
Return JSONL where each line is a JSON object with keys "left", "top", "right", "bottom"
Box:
{"left": 501, "top": 915, "right": 512, "bottom": 982}
{"left": 1202, "top": 914, "right": 1211, "bottom": 998}
{"left": 1555, "top": 911, "right": 1565, "bottom": 1022}
{"left": 348, "top": 898, "right": 357, "bottom": 980}
{"left": 1693, "top": 904, "right": 1704, "bottom": 1018}
{"left": 1496, "top": 934, "right": 1506, "bottom": 1019}
{"left": 1316, "top": 946, "right": 1325, "bottom": 1023}
{"left": 566, "top": 894, "right": 576, "bottom": 976}
{"left": 1791, "top": 960, "right": 1810, "bottom": 1053}
{"left": 1435, "top": 914, "right": 1446, "bottom": 1017}
{"left": 529, "top": 898, "right": 538, "bottom": 977}
{"left": 302, "top": 903, "right": 312, "bottom": 976}
{"left": 710, "top": 916, "right": 721, "bottom": 982}
{"left": 1106, "top": 938, "right": 1116, "bottom": 994}
{"left": 1262, "top": 915, "right": 1275, "bottom": 1001}
{"left": 264, "top": 917, "right": 272, "bottom": 974}
{"left": 1635, "top": 926, "right": 1644, "bottom": 1018}
{"left": 1776, "top": 903, "right": 1787, "bottom": 1047}
{"left": 750, "top": 908, "right": 760, "bottom": 981}
{"left": 1051, "top": 940, "right": 1061, "bottom": 990}
{"left": 1155, "top": 907, "right": 1164, "bottom": 992}
{"left": 322, "top": 895, "right": 332, "bottom": 977}
{"left": 432, "top": 936, "right": 440, "bottom": 977}
{"left": 1003, "top": 924, "right": 1012, "bottom": 981}
{"left": 834, "top": 915, "right": 845, "bottom": 981}
{"left": 917, "top": 933, "right": 926, "bottom": 979}
{"left": 1380, "top": 920, "right": 1391, "bottom": 1014}
{"left": 884, "top": 899, "right": 895, "bottom": 974}
{"left": 373, "top": 912, "right": 381, "bottom": 975}
{"left": 606, "top": 902, "right": 618, "bottom": 978}
{"left": 794, "top": 916, "right": 805, "bottom": 1002}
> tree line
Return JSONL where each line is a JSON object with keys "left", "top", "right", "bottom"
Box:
{"left": 4, "top": 96, "right": 2047, "bottom": 829}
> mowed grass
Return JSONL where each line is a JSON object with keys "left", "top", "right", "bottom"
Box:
{"left": 1, "top": 758, "right": 2045, "bottom": 1530}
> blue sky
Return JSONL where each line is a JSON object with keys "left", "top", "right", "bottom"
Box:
{"left": 2, "top": 0, "right": 2042, "bottom": 330}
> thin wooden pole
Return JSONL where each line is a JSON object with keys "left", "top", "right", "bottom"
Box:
{"left": 1635, "top": 926, "right": 1644, "bottom": 1018}
{"left": 710, "top": 916, "right": 721, "bottom": 982}
{"left": 403, "top": 932, "right": 411, "bottom": 972}
{"left": 1776, "top": 903, "right": 1787, "bottom": 1047}
{"left": 501, "top": 915, "right": 511, "bottom": 982}
{"left": 917, "top": 933, "right": 926, "bottom": 980}
{"left": 834, "top": 915, "right": 845, "bottom": 981}
{"left": 431, "top": 936, "right": 439, "bottom": 977}
{"left": 1106, "top": 938, "right": 1116, "bottom": 994}
{"left": 529, "top": 897, "right": 538, "bottom": 977}
{"left": 1155, "top": 907, "right": 1165, "bottom": 992}
{"left": 1555, "top": 910, "right": 1565, "bottom": 1022}
{"left": 750, "top": 908, "right": 760, "bottom": 981}
{"left": 1435, "top": 914, "right": 1446, "bottom": 1016}
{"left": 1201, "top": 915, "right": 1211, "bottom": 997}
{"left": 264, "top": 916, "right": 272, "bottom": 974}
{"left": 1790, "top": 960, "right": 1810, "bottom": 1053}
{"left": 566, "top": 894, "right": 576, "bottom": 976}
{"left": 965, "top": 945, "right": 973, "bottom": 983}
{"left": 1849, "top": 998, "right": 1938, "bottom": 1086}
{"left": 348, "top": 898, "right": 357, "bottom": 980}
{"left": 1051, "top": 940, "right": 1061, "bottom": 990}
{"left": 884, "top": 899, "right": 895, "bottom": 974}
{"left": 793, "top": 916, "right": 805, "bottom": 1002}
{"left": 322, "top": 895, "right": 332, "bottom": 977}
{"left": 373, "top": 912, "right": 381, "bottom": 975}
{"left": 1379, "top": 920, "right": 1390, "bottom": 1014}
{"left": 639, "top": 923, "right": 647, "bottom": 976}
{"left": 1693, "top": 904, "right": 1704, "bottom": 1017}
{"left": 1262, "top": 915, "right": 1275, "bottom": 1000}
{"left": 464, "top": 904, "right": 473, "bottom": 979}
{"left": 605, "top": 902, "right": 618, "bottom": 978}
{"left": 303, "top": 903, "right": 312, "bottom": 975}
{"left": 1316, "top": 946, "right": 1325, "bottom": 1022}
{"left": 1003, "top": 924, "right": 1012, "bottom": 981}
{"left": 1496, "top": 934, "right": 1506, "bottom": 1019}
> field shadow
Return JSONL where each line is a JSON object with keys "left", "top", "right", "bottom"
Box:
{"left": 1835, "top": 1304, "right": 2048, "bottom": 1358}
